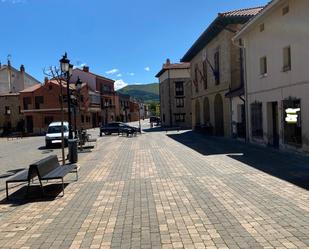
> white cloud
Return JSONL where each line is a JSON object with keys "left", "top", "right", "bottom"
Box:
{"left": 73, "top": 62, "right": 87, "bottom": 69}
{"left": 128, "top": 72, "right": 135, "bottom": 76}
{"left": 116, "top": 73, "right": 122, "bottom": 77}
{"left": 114, "top": 80, "right": 128, "bottom": 90}
{"left": 144, "top": 66, "right": 150, "bottom": 72}
{"left": 1, "top": 0, "right": 26, "bottom": 3}
{"left": 106, "top": 68, "right": 119, "bottom": 75}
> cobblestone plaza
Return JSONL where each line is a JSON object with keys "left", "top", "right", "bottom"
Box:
{"left": 0, "top": 129, "right": 308, "bottom": 249}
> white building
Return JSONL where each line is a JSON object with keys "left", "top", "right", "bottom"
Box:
{"left": 234, "top": 0, "right": 309, "bottom": 153}
{"left": 0, "top": 63, "right": 40, "bottom": 94}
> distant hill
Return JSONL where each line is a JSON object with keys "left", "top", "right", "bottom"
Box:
{"left": 117, "top": 83, "right": 159, "bottom": 103}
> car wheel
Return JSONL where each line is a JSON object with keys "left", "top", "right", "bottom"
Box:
{"left": 45, "top": 142, "right": 50, "bottom": 148}
{"left": 100, "top": 132, "right": 102, "bottom": 137}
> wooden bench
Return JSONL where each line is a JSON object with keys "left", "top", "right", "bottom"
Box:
{"left": 5, "top": 155, "right": 78, "bottom": 200}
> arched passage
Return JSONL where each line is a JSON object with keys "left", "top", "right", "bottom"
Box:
{"left": 214, "top": 94, "right": 224, "bottom": 136}
{"left": 203, "top": 97, "right": 210, "bottom": 124}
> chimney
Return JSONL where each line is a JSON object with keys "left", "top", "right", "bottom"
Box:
{"left": 44, "top": 77, "right": 49, "bottom": 84}
{"left": 166, "top": 58, "right": 171, "bottom": 65}
{"left": 20, "top": 64, "right": 25, "bottom": 73}
{"left": 83, "top": 66, "right": 89, "bottom": 72}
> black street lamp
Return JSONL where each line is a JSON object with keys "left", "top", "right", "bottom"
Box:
{"left": 74, "top": 77, "right": 83, "bottom": 138}
{"left": 59, "top": 53, "right": 74, "bottom": 139}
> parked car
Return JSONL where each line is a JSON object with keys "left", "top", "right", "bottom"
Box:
{"left": 100, "top": 122, "right": 139, "bottom": 136}
{"left": 150, "top": 116, "right": 161, "bottom": 125}
{"left": 45, "top": 122, "right": 69, "bottom": 148}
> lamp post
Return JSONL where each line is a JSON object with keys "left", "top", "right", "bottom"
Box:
{"left": 59, "top": 53, "right": 74, "bottom": 139}
{"left": 74, "top": 77, "right": 82, "bottom": 137}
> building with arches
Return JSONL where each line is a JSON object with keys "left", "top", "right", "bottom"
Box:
{"left": 181, "top": 7, "right": 263, "bottom": 137}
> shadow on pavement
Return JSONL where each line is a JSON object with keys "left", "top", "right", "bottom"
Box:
{"left": 167, "top": 131, "right": 309, "bottom": 190}
{"left": 0, "top": 183, "right": 69, "bottom": 206}
{"left": 0, "top": 168, "right": 27, "bottom": 179}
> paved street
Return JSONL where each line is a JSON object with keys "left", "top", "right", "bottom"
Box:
{"left": 0, "top": 125, "right": 308, "bottom": 249}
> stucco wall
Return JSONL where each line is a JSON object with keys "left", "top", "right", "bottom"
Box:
{"left": 242, "top": 0, "right": 309, "bottom": 152}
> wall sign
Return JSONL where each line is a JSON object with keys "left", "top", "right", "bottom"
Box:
{"left": 285, "top": 108, "right": 300, "bottom": 124}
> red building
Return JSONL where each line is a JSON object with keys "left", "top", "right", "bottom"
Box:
{"left": 19, "top": 79, "right": 100, "bottom": 134}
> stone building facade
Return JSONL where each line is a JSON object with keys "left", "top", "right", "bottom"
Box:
{"left": 0, "top": 63, "right": 40, "bottom": 134}
{"left": 0, "top": 63, "right": 40, "bottom": 94}
{"left": 156, "top": 59, "right": 191, "bottom": 128}
{"left": 234, "top": 0, "right": 309, "bottom": 153}
{"left": 181, "top": 7, "right": 263, "bottom": 137}
{"left": 0, "top": 93, "right": 24, "bottom": 135}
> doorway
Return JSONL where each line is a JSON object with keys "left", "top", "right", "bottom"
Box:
{"left": 214, "top": 94, "right": 224, "bottom": 136}
{"left": 26, "top": 116, "right": 33, "bottom": 133}
{"left": 272, "top": 102, "right": 279, "bottom": 148}
{"left": 268, "top": 102, "right": 279, "bottom": 148}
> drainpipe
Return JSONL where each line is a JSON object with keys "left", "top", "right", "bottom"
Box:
{"left": 232, "top": 38, "right": 249, "bottom": 143}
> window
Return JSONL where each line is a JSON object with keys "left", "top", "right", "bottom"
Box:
{"left": 282, "top": 5, "right": 289, "bottom": 15}
{"left": 23, "top": 97, "right": 31, "bottom": 110}
{"left": 283, "top": 99, "right": 302, "bottom": 146}
{"left": 175, "top": 81, "right": 184, "bottom": 96}
{"left": 251, "top": 103, "right": 263, "bottom": 138}
{"left": 35, "top": 96, "right": 44, "bottom": 109}
{"left": 259, "top": 23, "right": 265, "bottom": 32}
{"left": 81, "top": 115, "right": 85, "bottom": 123}
{"left": 176, "top": 98, "right": 184, "bottom": 108}
{"left": 260, "top": 56, "right": 267, "bottom": 75}
{"left": 175, "top": 114, "right": 185, "bottom": 122}
{"left": 283, "top": 46, "right": 291, "bottom": 71}
{"left": 202, "top": 60, "right": 208, "bottom": 89}
{"left": 44, "top": 116, "right": 53, "bottom": 125}
{"left": 5, "top": 106, "right": 11, "bottom": 115}
{"left": 214, "top": 51, "right": 220, "bottom": 85}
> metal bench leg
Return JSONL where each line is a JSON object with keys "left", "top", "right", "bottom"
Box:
{"left": 26, "top": 180, "right": 31, "bottom": 198}
{"left": 6, "top": 182, "right": 9, "bottom": 200}
{"left": 38, "top": 178, "right": 44, "bottom": 197}
{"left": 62, "top": 178, "right": 65, "bottom": 196}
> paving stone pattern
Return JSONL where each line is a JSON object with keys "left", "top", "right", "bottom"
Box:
{"left": 0, "top": 130, "right": 308, "bottom": 249}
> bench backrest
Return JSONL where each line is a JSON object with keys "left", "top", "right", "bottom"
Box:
{"left": 29, "top": 155, "right": 60, "bottom": 179}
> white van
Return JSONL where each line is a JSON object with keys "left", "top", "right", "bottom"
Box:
{"left": 45, "top": 122, "right": 69, "bottom": 148}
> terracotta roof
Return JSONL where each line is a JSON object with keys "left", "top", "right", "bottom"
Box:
{"left": 0, "top": 93, "right": 20, "bottom": 97}
{"left": 233, "top": 1, "right": 280, "bottom": 40}
{"left": 20, "top": 84, "right": 42, "bottom": 93}
{"left": 219, "top": 7, "right": 264, "bottom": 17}
{"left": 181, "top": 6, "right": 264, "bottom": 62}
{"left": 155, "top": 62, "right": 190, "bottom": 78}
{"left": 73, "top": 68, "right": 114, "bottom": 83}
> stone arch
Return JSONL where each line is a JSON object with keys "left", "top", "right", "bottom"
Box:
{"left": 203, "top": 97, "right": 210, "bottom": 124}
{"left": 214, "top": 94, "right": 224, "bottom": 136}
{"left": 195, "top": 99, "right": 201, "bottom": 126}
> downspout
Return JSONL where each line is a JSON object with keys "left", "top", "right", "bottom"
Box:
{"left": 233, "top": 38, "right": 249, "bottom": 143}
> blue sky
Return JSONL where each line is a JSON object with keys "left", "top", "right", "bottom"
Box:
{"left": 0, "top": 0, "right": 267, "bottom": 89}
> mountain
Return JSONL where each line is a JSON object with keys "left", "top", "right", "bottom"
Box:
{"left": 117, "top": 83, "right": 159, "bottom": 103}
